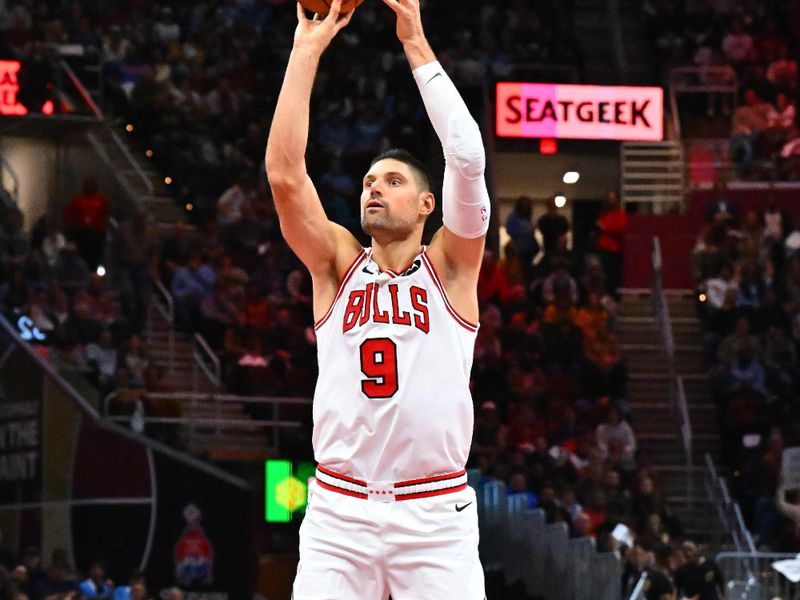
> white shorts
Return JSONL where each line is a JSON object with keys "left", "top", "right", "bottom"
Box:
{"left": 293, "top": 480, "right": 485, "bottom": 600}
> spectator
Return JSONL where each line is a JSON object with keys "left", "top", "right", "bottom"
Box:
{"left": 112, "top": 572, "right": 146, "bottom": 600}
{"left": 537, "top": 196, "right": 569, "bottom": 258}
{"left": 123, "top": 334, "right": 150, "bottom": 387}
{"left": 114, "top": 210, "right": 158, "bottom": 333}
{"left": 63, "top": 178, "right": 109, "bottom": 270}
{"left": 17, "top": 547, "right": 45, "bottom": 600}
{"left": 158, "top": 220, "right": 194, "bottom": 283}
{"left": 505, "top": 196, "right": 540, "bottom": 275}
{"left": 673, "top": 541, "right": 724, "bottom": 600}
{"left": 593, "top": 190, "right": 628, "bottom": 298}
{"left": 726, "top": 343, "right": 767, "bottom": 396}
{"left": 507, "top": 472, "right": 538, "bottom": 509}
{"left": 170, "top": 252, "right": 215, "bottom": 328}
{"left": 574, "top": 290, "right": 611, "bottom": 341}
{"left": 52, "top": 243, "right": 90, "bottom": 296}
{"left": 86, "top": 330, "right": 119, "bottom": 393}
{"left": 722, "top": 18, "right": 754, "bottom": 66}
{"left": 478, "top": 250, "right": 516, "bottom": 305}
{"left": 730, "top": 89, "right": 773, "bottom": 175}
{"left": 216, "top": 174, "right": 256, "bottom": 228}
{"left": 159, "top": 588, "right": 182, "bottom": 600}
{"left": 78, "top": 560, "right": 112, "bottom": 599}
{"left": 595, "top": 406, "right": 636, "bottom": 466}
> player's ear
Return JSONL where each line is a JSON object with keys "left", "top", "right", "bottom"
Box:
{"left": 419, "top": 192, "right": 435, "bottom": 217}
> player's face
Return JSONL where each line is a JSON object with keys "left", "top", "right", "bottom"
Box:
{"left": 360, "top": 159, "right": 432, "bottom": 237}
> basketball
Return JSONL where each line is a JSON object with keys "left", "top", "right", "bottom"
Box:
{"left": 299, "top": 0, "right": 364, "bottom": 15}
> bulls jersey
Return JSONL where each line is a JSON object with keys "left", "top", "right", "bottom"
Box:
{"left": 312, "top": 246, "right": 478, "bottom": 483}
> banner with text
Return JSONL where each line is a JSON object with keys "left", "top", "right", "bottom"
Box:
{"left": 496, "top": 82, "right": 664, "bottom": 142}
{"left": 0, "top": 342, "right": 42, "bottom": 503}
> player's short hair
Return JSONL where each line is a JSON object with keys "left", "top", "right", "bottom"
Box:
{"left": 370, "top": 149, "right": 432, "bottom": 194}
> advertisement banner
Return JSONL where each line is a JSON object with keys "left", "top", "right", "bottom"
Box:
{"left": 0, "top": 343, "right": 42, "bottom": 504}
{"left": 496, "top": 82, "right": 663, "bottom": 142}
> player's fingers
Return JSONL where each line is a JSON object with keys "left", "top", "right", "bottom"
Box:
{"left": 326, "top": 0, "right": 342, "bottom": 22}
{"left": 334, "top": 9, "right": 355, "bottom": 31}
{"left": 381, "top": 0, "right": 402, "bottom": 14}
{"left": 296, "top": 1, "right": 306, "bottom": 22}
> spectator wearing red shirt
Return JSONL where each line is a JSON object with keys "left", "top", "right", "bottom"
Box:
{"left": 594, "top": 190, "right": 629, "bottom": 297}
{"left": 63, "top": 178, "right": 109, "bottom": 270}
{"left": 478, "top": 249, "right": 516, "bottom": 304}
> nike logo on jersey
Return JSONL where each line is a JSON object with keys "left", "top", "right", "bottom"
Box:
{"left": 343, "top": 283, "right": 429, "bottom": 334}
{"left": 455, "top": 502, "right": 472, "bottom": 512}
{"left": 402, "top": 260, "right": 422, "bottom": 277}
{"left": 362, "top": 266, "right": 375, "bottom": 275}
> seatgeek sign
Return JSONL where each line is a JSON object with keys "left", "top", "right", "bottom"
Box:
{"left": 496, "top": 82, "right": 663, "bottom": 142}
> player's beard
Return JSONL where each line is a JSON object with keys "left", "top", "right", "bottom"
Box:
{"left": 361, "top": 210, "right": 391, "bottom": 235}
{"left": 361, "top": 209, "right": 414, "bottom": 238}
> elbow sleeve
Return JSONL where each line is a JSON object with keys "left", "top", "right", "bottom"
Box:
{"left": 445, "top": 114, "right": 486, "bottom": 180}
{"left": 413, "top": 60, "right": 490, "bottom": 238}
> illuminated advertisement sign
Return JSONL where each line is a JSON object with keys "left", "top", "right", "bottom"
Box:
{"left": 264, "top": 459, "right": 314, "bottom": 522}
{"left": 496, "top": 82, "right": 663, "bottom": 142}
{"left": 0, "top": 60, "right": 28, "bottom": 116}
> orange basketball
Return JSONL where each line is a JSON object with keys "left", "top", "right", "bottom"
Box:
{"left": 299, "top": 0, "right": 364, "bottom": 15}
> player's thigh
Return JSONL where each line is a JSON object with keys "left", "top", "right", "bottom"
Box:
{"left": 293, "top": 485, "right": 387, "bottom": 600}
{"left": 386, "top": 487, "right": 485, "bottom": 600}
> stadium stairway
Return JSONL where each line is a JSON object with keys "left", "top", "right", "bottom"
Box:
{"left": 143, "top": 303, "right": 275, "bottom": 462}
{"left": 619, "top": 289, "right": 721, "bottom": 544}
{"left": 89, "top": 123, "right": 185, "bottom": 224}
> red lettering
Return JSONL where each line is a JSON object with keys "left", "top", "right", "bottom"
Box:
{"left": 410, "top": 286, "right": 429, "bottom": 333}
{"left": 359, "top": 283, "right": 374, "bottom": 326}
{"left": 389, "top": 284, "right": 411, "bottom": 326}
{"left": 343, "top": 290, "right": 366, "bottom": 332}
{"left": 372, "top": 284, "right": 390, "bottom": 323}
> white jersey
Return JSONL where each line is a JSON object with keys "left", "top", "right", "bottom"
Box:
{"left": 312, "top": 246, "right": 478, "bottom": 483}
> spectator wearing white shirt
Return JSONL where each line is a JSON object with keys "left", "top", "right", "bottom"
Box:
{"left": 785, "top": 217, "right": 800, "bottom": 255}
{"left": 153, "top": 7, "right": 180, "bottom": 48}
{"left": 705, "top": 262, "right": 737, "bottom": 310}
{"left": 596, "top": 406, "right": 636, "bottom": 464}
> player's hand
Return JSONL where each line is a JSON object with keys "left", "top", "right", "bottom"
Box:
{"left": 381, "top": 0, "right": 425, "bottom": 46}
{"left": 293, "top": 0, "right": 354, "bottom": 54}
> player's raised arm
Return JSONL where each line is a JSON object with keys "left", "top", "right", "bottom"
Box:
{"left": 382, "top": 0, "right": 490, "bottom": 278}
{"left": 265, "top": 1, "right": 360, "bottom": 278}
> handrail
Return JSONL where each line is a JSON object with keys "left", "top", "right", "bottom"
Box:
{"left": 733, "top": 503, "right": 757, "bottom": 554}
{"left": 0, "top": 154, "right": 20, "bottom": 204}
{"left": 653, "top": 237, "right": 694, "bottom": 509}
{"left": 192, "top": 333, "right": 222, "bottom": 390}
{"left": 676, "top": 376, "right": 693, "bottom": 509}
{"left": 0, "top": 312, "right": 249, "bottom": 490}
{"left": 60, "top": 59, "right": 103, "bottom": 119}
{"left": 63, "top": 59, "right": 154, "bottom": 198}
{"left": 668, "top": 65, "right": 738, "bottom": 144}
{"left": 652, "top": 237, "right": 675, "bottom": 368}
{"left": 108, "top": 127, "right": 154, "bottom": 195}
{"left": 150, "top": 278, "right": 175, "bottom": 373}
{"left": 145, "top": 392, "right": 312, "bottom": 406}
{"left": 105, "top": 416, "right": 301, "bottom": 429}
{"left": 704, "top": 452, "right": 759, "bottom": 556}
{"left": 152, "top": 278, "right": 174, "bottom": 323}
{"left": 629, "top": 573, "right": 647, "bottom": 600}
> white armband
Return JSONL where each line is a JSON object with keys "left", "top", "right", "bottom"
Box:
{"left": 413, "top": 61, "right": 491, "bottom": 239}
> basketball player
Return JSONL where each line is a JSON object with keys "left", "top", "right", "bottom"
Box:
{"left": 265, "top": 0, "right": 490, "bottom": 598}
